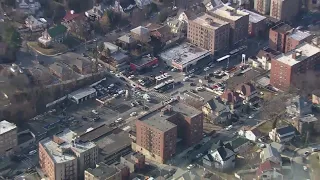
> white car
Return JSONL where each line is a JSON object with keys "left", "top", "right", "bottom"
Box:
{"left": 196, "top": 86, "right": 204, "bottom": 91}
{"left": 131, "top": 83, "right": 136, "bottom": 88}
{"left": 249, "top": 114, "right": 254, "bottom": 119}
{"left": 115, "top": 118, "right": 123, "bottom": 123}
{"left": 110, "top": 71, "right": 115, "bottom": 74}
{"left": 128, "top": 75, "right": 135, "bottom": 79}
{"left": 187, "top": 164, "right": 194, "bottom": 170}
{"left": 303, "top": 166, "right": 308, "bottom": 171}
{"left": 196, "top": 153, "right": 203, "bottom": 158}
{"left": 171, "top": 68, "right": 177, "bottom": 72}
{"left": 189, "top": 69, "right": 195, "bottom": 73}
{"left": 225, "top": 125, "right": 232, "bottom": 130}
{"left": 92, "top": 110, "right": 99, "bottom": 115}
{"left": 204, "top": 67, "right": 210, "bottom": 71}
{"left": 130, "top": 112, "right": 137, "bottom": 116}
{"left": 183, "top": 77, "right": 189, "bottom": 82}
{"left": 210, "top": 64, "right": 215, "bottom": 68}
{"left": 115, "top": 74, "right": 121, "bottom": 77}
{"left": 28, "top": 150, "right": 37, "bottom": 155}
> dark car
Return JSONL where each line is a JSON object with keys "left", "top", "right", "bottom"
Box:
{"left": 82, "top": 116, "right": 88, "bottom": 120}
{"left": 190, "top": 82, "right": 196, "bottom": 86}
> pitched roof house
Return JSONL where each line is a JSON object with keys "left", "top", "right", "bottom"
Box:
{"left": 203, "top": 140, "right": 236, "bottom": 171}
{"left": 286, "top": 95, "right": 312, "bottom": 118}
{"left": 49, "top": 62, "right": 73, "bottom": 81}
{"left": 25, "top": 15, "right": 47, "bottom": 32}
{"left": 269, "top": 126, "right": 296, "bottom": 143}
{"left": 235, "top": 83, "right": 259, "bottom": 105}
{"left": 256, "top": 160, "right": 283, "bottom": 180}
{"left": 130, "top": 26, "right": 151, "bottom": 43}
{"left": 220, "top": 90, "right": 243, "bottom": 110}
{"left": 260, "top": 144, "right": 282, "bottom": 166}
{"left": 202, "top": 98, "right": 231, "bottom": 123}
{"left": 85, "top": 4, "right": 108, "bottom": 20}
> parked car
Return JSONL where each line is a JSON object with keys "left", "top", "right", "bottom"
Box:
{"left": 187, "top": 164, "right": 194, "bottom": 170}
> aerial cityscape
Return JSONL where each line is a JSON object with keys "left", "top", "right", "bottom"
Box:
{"left": 0, "top": 0, "right": 320, "bottom": 179}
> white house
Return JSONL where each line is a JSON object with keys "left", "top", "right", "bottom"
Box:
{"left": 25, "top": 15, "right": 46, "bottom": 32}
{"left": 85, "top": 4, "right": 108, "bottom": 20}
{"left": 135, "top": 0, "right": 151, "bottom": 9}
{"left": 269, "top": 126, "right": 296, "bottom": 143}
{"left": 16, "top": 0, "right": 41, "bottom": 14}
{"left": 239, "top": 128, "right": 262, "bottom": 142}
{"left": 203, "top": 141, "right": 235, "bottom": 171}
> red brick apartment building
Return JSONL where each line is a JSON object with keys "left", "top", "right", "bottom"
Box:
{"left": 209, "top": 5, "right": 249, "bottom": 46}
{"left": 269, "top": 23, "right": 313, "bottom": 53}
{"left": 270, "top": 0, "right": 300, "bottom": 22}
{"left": 269, "top": 23, "right": 293, "bottom": 52}
{"left": 270, "top": 43, "right": 320, "bottom": 90}
{"left": 188, "top": 13, "right": 230, "bottom": 55}
{"left": 254, "top": 0, "right": 271, "bottom": 15}
{"left": 133, "top": 100, "right": 203, "bottom": 163}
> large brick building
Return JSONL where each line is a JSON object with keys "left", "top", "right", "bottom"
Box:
{"left": 254, "top": 0, "right": 271, "bottom": 15}
{"left": 133, "top": 100, "right": 203, "bottom": 163}
{"left": 39, "top": 129, "right": 98, "bottom": 180}
{"left": 269, "top": 23, "right": 292, "bottom": 52}
{"left": 270, "top": 43, "right": 320, "bottom": 90}
{"left": 188, "top": 13, "right": 230, "bottom": 55}
{"left": 269, "top": 23, "right": 313, "bottom": 53}
{"left": 285, "top": 30, "right": 312, "bottom": 53}
{"left": 241, "top": 9, "right": 266, "bottom": 37}
{"left": 209, "top": 5, "right": 249, "bottom": 46}
{"left": 270, "top": 0, "right": 300, "bottom": 22}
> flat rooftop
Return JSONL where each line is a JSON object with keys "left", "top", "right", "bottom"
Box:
{"left": 271, "top": 23, "right": 292, "bottom": 33}
{"left": 274, "top": 43, "right": 320, "bottom": 66}
{"left": 159, "top": 42, "right": 210, "bottom": 66}
{"left": 241, "top": 9, "right": 266, "bottom": 23}
{"left": 0, "top": 120, "right": 16, "bottom": 135}
{"left": 86, "top": 163, "right": 119, "bottom": 179}
{"left": 288, "top": 30, "right": 311, "bottom": 41}
{"left": 68, "top": 87, "right": 96, "bottom": 101}
{"left": 192, "top": 13, "right": 229, "bottom": 30}
{"left": 40, "top": 129, "right": 96, "bottom": 163}
{"left": 210, "top": 5, "right": 249, "bottom": 21}
{"left": 138, "top": 100, "right": 202, "bottom": 132}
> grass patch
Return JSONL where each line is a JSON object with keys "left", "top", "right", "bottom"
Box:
{"left": 257, "top": 119, "right": 289, "bottom": 135}
{"left": 309, "top": 153, "right": 320, "bottom": 178}
{"left": 28, "top": 41, "right": 67, "bottom": 55}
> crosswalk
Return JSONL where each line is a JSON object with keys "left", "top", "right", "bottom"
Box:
{"left": 148, "top": 91, "right": 171, "bottom": 101}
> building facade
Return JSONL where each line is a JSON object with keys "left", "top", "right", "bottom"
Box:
{"left": 270, "top": 43, "right": 320, "bottom": 90}
{"left": 188, "top": 13, "right": 230, "bottom": 55}
{"left": 285, "top": 30, "right": 312, "bottom": 53}
{"left": 269, "top": 23, "right": 293, "bottom": 53}
{"left": 85, "top": 162, "right": 129, "bottom": 180}
{"left": 209, "top": 5, "right": 249, "bottom": 46}
{"left": 39, "top": 129, "right": 98, "bottom": 180}
{"left": 0, "top": 121, "right": 17, "bottom": 157}
{"left": 241, "top": 9, "right": 266, "bottom": 37}
{"left": 254, "top": 0, "right": 271, "bottom": 15}
{"left": 270, "top": 0, "right": 300, "bottom": 22}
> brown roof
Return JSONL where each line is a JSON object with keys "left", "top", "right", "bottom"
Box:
{"left": 250, "top": 128, "right": 262, "bottom": 137}
{"left": 220, "top": 89, "right": 242, "bottom": 104}
{"left": 236, "top": 83, "right": 256, "bottom": 97}
{"left": 256, "top": 160, "right": 281, "bottom": 176}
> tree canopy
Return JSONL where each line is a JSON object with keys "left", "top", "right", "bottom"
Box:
{"left": 2, "top": 24, "right": 21, "bottom": 49}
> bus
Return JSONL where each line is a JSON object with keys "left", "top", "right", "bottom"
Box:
{"left": 216, "top": 55, "right": 230, "bottom": 62}
{"left": 154, "top": 80, "right": 175, "bottom": 92}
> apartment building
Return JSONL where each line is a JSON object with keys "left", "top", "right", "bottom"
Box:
{"left": 254, "top": 0, "right": 271, "bottom": 15}
{"left": 285, "top": 30, "right": 312, "bottom": 53}
{"left": 270, "top": 43, "right": 320, "bottom": 90}
{"left": 39, "top": 129, "right": 98, "bottom": 180}
{"left": 269, "top": 23, "right": 293, "bottom": 52}
{"left": 209, "top": 5, "right": 249, "bottom": 46}
{"left": 134, "top": 100, "right": 203, "bottom": 163}
{"left": 188, "top": 13, "right": 230, "bottom": 55}
{"left": 241, "top": 9, "right": 266, "bottom": 37}
{"left": 270, "top": 0, "right": 300, "bottom": 22}
{"left": 0, "top": 120, "right": 17, "bottom": 157}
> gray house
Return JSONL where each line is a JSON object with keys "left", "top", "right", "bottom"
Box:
{"left": 203, "top": 140, "right": 236, "bottom": 171}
